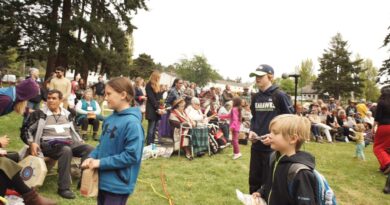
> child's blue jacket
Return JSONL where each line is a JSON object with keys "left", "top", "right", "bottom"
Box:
{"left": 89, "top": 107, "right": 144, "bottom": 195}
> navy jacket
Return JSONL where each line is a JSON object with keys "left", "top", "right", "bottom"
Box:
{"left": 250, "top": 85, "right": 294, "bottom": 151}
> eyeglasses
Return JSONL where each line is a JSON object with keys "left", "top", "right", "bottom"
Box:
{"left": 55, "top": 71, "right": 61, "bottom": 74}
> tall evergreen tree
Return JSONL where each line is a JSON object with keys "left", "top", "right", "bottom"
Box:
{"left": 129, "top": 53, "right": 156, "bottom": 79}
{"left": 379, "top": 25, "right": 390, "bottom": 84}
{"left": 313, "top": 33, "right": 363, "bottom": 99}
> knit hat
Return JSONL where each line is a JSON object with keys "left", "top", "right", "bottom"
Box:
{"left": 15, "top": 78, "right": 39, "bottom": 102}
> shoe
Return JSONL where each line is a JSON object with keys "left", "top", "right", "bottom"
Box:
{"left": 232, "top": 153, "right": 242, "bottom": 160}
{"left": 93, "top": 132, "right": 99, "bottom": 141}
{"left": 23, "top": 189, "right": 57, "bottom": 205}
{"left": 82, "top": 134, "right": 88, "bottom": 141}
{"left": 185, "top": 154, "right": 193, "bottom": 161}
{"left": 57, "top": 189, "right": 75, "bottom": 199}
{"left": 196, "top": 151, "right": 205, "bottom": 157}
{"left": 384, "top": 165, "right": 390, "bottom": 175}
{"left": 384, "top": 174, "right": 390, "bottom": 194}
{"left": 219, "top": 145, "right": 226, "bottom": 149}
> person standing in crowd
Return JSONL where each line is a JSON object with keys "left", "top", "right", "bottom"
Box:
{"left": 27, "top": 68, "right": 42, "bottom": 110}
{"left": 346, "top": 99, "right": 357, "bottom": 116}
{"left": 82, "top": 77, "right": 144, "bottom": 205}
{"left": 356, "top": 99, "right": 369, "bottom": 118}
{"left": 328, "top": 97, "right": 337, "bottom": 111}
{"left": 222, "top": 84, "right": 234, "bottom": 104}
{"left": 91, "top": 75, "right": 106, "bottom": 105}
{"left": 166, "top": 78, "right": 184, "bottom": 107}
{"left": 75, "top": 89, "right": 102, "bottom": 141}
{"left": 134, "top": 77, "right": 147, "bottom": 117}
{"left": 230, "top": 97, "right": 243, "bottom": 159}
{"left": 241, "top": 87, "right": 252, "bottom": 105}
{"left": 48, "top": 66, "right": 71, "bottom": 108}
{"left": 372, "top": 85, "right": 390, "bottom": 194}
{"left": 247, "top": 64, "right": 294, "bottom": 194}
{"left": 0, "top": 78, "right": 39, "bottom": 116}
{"left": 145, "top": 71, "right": 163, "bottom": 145}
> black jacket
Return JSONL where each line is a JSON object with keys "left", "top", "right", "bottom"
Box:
{"left": 145, "top": 82, "right": 162, "bottom": 121}
{"left": 250, "top": 85, "right": 294, "bottom": 151}
{"left": 261, "top": 151, "right": 318, "bottom": 205}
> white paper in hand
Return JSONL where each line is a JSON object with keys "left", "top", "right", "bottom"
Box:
{"left": 236, "top": 189, "right": 266, "bottom": 205}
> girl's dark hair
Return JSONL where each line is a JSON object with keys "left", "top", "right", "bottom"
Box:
{"left": 106, "top": 77, "right": 135, "bottom": 106}
{"left": 378, "top": 85, "right": 390, "bottom": 109}
{"left": 232, "top": 97, "right": 242, "bottom": 122}
{"left": 171, "top": 78, "right": 181, "bottom": 88}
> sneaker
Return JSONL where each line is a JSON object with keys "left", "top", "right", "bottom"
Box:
{"left": 232, "top": 153, "right": 242, "bottom": 160}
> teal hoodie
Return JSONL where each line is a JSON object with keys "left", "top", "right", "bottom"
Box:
{"left": 89, "top": 107, "right": 144, "bottom": 195}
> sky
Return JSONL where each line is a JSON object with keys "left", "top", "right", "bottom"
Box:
{"left": 132, "top": 0, "right": 390, "bottom": 82}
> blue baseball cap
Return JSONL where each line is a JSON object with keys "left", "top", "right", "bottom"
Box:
{"left": 249, "top": 64, "right": 274, "bottom": 77}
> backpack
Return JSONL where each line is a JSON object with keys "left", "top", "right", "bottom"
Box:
{"left": 270, "top": 152, "right": 337, "bottom": 205}
{"left": 270, "top": 88, "right": 295, "bottom": 114}
{"left": 287, "top": 163, "right": 337, "bottom": 205}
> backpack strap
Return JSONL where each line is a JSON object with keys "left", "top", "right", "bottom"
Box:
{"left": 286, "top": 163, "right": 311, "bottom": 201}
{"left": 270, "top": 88, "right": 281, "bottom": 114}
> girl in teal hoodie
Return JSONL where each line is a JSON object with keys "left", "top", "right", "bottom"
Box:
{"left": 82, "top": 77, "right": 144, "bottom": 205}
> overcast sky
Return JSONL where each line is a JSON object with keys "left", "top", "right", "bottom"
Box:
{"left": 132, "top": 0, "right": 390, "bottom": 82}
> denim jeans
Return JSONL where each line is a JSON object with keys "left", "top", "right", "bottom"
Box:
{"left": 147, "top": 120, "right": 158, "bottom": 145}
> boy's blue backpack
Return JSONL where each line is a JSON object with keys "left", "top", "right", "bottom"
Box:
{"left": 288, "top": 163, "right": 337, "bottom": 205}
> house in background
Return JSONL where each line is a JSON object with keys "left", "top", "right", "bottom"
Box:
{"left": 300, "top": 84, "right": 319, "bottom": 101}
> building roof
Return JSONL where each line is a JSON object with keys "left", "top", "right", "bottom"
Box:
{"left": 301, "top": 84, "right": 318, "bottom": 94}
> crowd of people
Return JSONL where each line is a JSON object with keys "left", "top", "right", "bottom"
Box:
{"left": 0, "top": 64, "right": 390, "bottom": 205}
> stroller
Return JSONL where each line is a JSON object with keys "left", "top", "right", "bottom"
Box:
{"left": 207, "top": 123, "right": 229, "bottom": 154}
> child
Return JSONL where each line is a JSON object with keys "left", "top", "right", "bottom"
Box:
{"left": 220, "top": 97, "right": 242, "bottom": 159}
{"left": 252, "top": 114, "right": 317, "bottom": 205}
{"left": 82, "top": 77, "right": 144, "bottom": 205}
{"left": 350, "top": 123, "right": 366, "bottom": 160}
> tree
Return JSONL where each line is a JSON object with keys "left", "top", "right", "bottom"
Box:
{"left": 3, "top": 0, "right": 148, "bottom": 81}
{"left": 275, "top": 78, "right": 295, "bottom": 95}
{"left": 297, "top": 59, "right": 316, "bottom": 89}
{"left": 129, "top": 53, "right": 156, "bottom": 79}
{"left": 360, "top": 59, "right": 380, "bottom": 101}
{"left": 175, "top": 55, "right": 223, "bottom": 87}
{"left": 379, "top": 25, "right": 390, "bottom": 84}
{"left": 313, "top": 33, "right": 363, "bottom": 99}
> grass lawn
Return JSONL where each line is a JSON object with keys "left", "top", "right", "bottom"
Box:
{"left": 1, "top": 112, "right": 390, "bottom": 205}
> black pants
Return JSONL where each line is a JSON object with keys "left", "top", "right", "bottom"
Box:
{"left": 0, "top": 170, "right": 30, "bottom": 197}
{"left": 249, "top": 149, "right": 272, "bottom": 194}
{"left": 81, "top": 118, "right": 100, "bottom": 132}
{"left": 41, "top": 142, "right": 94, "bottom": 190}
{"left": 98, "top": 190, "right": 129, "bottom": 205}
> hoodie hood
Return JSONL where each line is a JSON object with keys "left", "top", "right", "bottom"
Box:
{"left": 114, "top": 107, "right": 142, "bottom": 121}
{"left": 262, "top": 84, "right": 279, "bottom": 95}
{"left": 280, "top": 151, "right": 316, "bottom": 170}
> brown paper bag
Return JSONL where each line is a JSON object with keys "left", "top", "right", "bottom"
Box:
{"left": 87, "top": 113, "right": 96, "bottom": 119}
{"left": 80, "top": 168, "right": 99, "bottom": 197}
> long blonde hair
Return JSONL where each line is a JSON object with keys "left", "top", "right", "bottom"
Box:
{"left": 149, "top": 70, "right": 161, "bottom": 93}
{"left": 14, "top": 101, "right": 28, "bottom": 115}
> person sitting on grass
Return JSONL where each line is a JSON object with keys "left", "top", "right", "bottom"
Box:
{"left": 252, "top": 114, "right": 317, "bottom": 205}
{"left": 75, "top": 89, "right": 102, "bottom": 141}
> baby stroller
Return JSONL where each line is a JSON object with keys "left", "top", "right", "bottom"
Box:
{"left": 207, "top": 123, "right": 229, "bottom": 151}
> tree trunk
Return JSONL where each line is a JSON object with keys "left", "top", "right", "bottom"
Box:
{"left": 45, "top": 0, "right": 61, "bottom": 80}
{"left": 55, "top": 0, "right": 72, "bottom": 69}
{"left": 80, "top": 0, "right": 97, "bottom": 82}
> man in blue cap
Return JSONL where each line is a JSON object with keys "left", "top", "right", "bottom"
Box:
{"left": 248, "top": 64, "right": 294, "bottom": 194}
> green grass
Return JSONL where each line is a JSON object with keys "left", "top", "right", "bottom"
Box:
{"left": 1, "top": 112, "right": 390, "bottom": 205}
